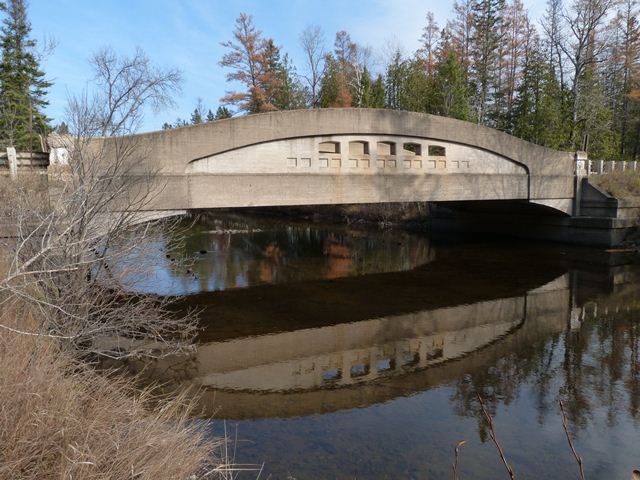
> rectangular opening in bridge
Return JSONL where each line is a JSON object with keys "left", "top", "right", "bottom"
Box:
{"left": 350, "top": 363, "right": 370, "bottom": 378}
{"left": 349, "top": 141, "right": 369, "bottom": 156}
{"left": 402, "top": 142, "right": 422, "bottom": 156}
{"left": 376, "top": 358, "right": 395, "bottom": 372}
{"left": 402, "top": 351, "right": 420, "bottom": 367}
{"left": 377, "top": 141, "right": 396, "bottom": 156}
{"left": 319, "top": 158, "right": 329, "bottom": 168}
{"left": 428, "top": 145, "right": 446, "bottom": 156}
{"left": 321, "top": 367, "right": 342, "bottom": 383}
{"left": 300, "top": 157, "right": 311, "bottom": 167}
{"left": 319, "top": 141, "right": 340, "bottom": 154}
{"left": 426, "top": 348, "right": 444, "bottom": 361}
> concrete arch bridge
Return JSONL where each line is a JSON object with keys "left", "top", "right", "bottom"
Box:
{"left": 95, "top": 109, "right": 579, "bottom": 215}
{"left": 75, "top": 109, "right": 637, "bottom": 246}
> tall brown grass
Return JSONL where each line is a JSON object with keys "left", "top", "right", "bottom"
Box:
{"left": 0, "top": 304, "right": 217, "bottom": 479}
{"left": 591, "top": 170, "right": 640, "bottom": 199}
{"left": 0, "top": 248, "right": 219, "bottom": 480}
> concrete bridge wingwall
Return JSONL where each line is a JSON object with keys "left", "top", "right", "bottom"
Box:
{"left": 94, "top": 109, "right": 576, "bottom": 214}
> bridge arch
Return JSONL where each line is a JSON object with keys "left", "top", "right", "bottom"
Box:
{"left": 102, "top": 109, "right": 575, "bottom": 214}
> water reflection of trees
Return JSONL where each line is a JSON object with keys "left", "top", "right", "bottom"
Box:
{"left": 452, "top": 306, "right": 640, "bottom": 439}
{"left": 163, "top": 215, "right": 434, "bottom": 293}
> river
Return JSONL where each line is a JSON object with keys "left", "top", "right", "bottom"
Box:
{"left": 124, "top": 213, "right": 640, "bottom": 479}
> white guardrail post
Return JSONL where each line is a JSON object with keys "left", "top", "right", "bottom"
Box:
{"left": 7, "top": 147, "right": 17, "bottom": 179}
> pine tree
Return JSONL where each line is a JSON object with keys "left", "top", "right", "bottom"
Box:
{"left": 190, "top": 108, "right": 202, "bottom": 125}
{"left": 214, "top": 105, "right": 232, "bottom": 120}
{"left": 511, "top": 38, "right": 566, "bottom": 148}
{"left": 369, "top": 75, "right": 386, "bottom": 108}
{"left": 55, "top": 121, "right": 69, "bottom": 134}
{"left": 319, "top": 54, "right": 352, "bottom": 107}
{"left": 206, "top": 109, "right": 215, "bottom": 122}
{"left": 432, "top": 50, "right": 472, "bottom": 120}
{"left": 384, "top": 49, "right": 408, "bottom": 109}
{"left": 218, "top": 13, "right": 278, "bottom": 113}
{"left": 0, "top": 0, "right": 51, "bottom": 150}
{"left": 399, "top": 58, "right": 433, "bottom": 113}
{"left": 263, "top": 40, "right": 305, "bottom": 110}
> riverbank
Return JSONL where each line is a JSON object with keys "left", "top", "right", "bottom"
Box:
{"left": 194, "top": 202, "right": 432, "bottom": 231}
{"left": 0, "top": 239, "right": 219, "bottom": 478}
{"left": 0, "top": 306, "right": 216, "bottom": 479}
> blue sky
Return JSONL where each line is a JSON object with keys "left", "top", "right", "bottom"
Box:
{"left": 28, "top": 0, "right": 547, "bottom": 132}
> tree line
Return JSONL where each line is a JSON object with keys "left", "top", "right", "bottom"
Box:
{"left": 0, "top": 0, "right": 638, "bottom": 160}
{"left": 214, "top": 0, "right": 640, "bottom": 160}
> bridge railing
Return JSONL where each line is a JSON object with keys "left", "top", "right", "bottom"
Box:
{"left": 0, "top": 148, "right": 49, "bottom": 177}
{"left": 587, "top": 160, "right": 639, "bottom": 175}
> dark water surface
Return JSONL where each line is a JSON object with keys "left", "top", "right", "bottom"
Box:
{"left": 135, "top": 214, "right": 640, "bottom": 479}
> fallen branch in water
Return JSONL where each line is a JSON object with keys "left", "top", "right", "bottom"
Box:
{"left": 477, "top": 394, "right": 516, "bottom": 479}
{"left": 559, "top": 400, "right": 586, "bottom": 480}
{"left": 452, "top": 440, "right": 466, "bottom": 480}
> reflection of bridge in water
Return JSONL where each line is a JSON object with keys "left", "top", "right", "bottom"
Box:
{"left": 186, "top": 274, "right": 573, "bottom": 419}
{"left": 131, "top": 248, "right": 640, "bottom": 420}
{"left": 197, "top": 297, "right": 526, "bottom": 392}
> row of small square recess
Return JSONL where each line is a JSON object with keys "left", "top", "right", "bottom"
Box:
{"left": 318, "top": 140, "right": 446, "bottom": 157}
{"left": 286, "top": 141, "right": 471, "bottom": 170}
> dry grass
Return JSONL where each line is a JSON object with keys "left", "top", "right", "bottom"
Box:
{"left": 0, "top": 306, "right": 218, "bottom": 480}
{"left": 591, "top": 170, "right": 640, "bottom": 199}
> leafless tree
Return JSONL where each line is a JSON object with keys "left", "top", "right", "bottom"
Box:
{"left": 419, "top": 12, "right": 440, "bottom": 75}
{"left": 299, "top": 25, "right": 326, "bottom": 108}
{"left": 542, "top": 0, "right": 568, "bottom": 89}
{"left": 558, "top": 0, "right": 616, "bottom": 144}
{"left": 91, "top": 46, "right": 182, "bottom": 136}
{"left": 0, "top": 46, "right": 197, "bottom": 360}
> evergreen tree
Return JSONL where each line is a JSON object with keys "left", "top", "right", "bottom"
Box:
{"left": 206, "top": 109, "right": 215, "bottom": 122}
{"left": 399, "top": 58, "right": 433, "bottom": 113}
{"left": 319, "top": 54, "right": 352, "bottom": 107}
{"left": 214, "top": 105, "right": 232, "bottom": 120}
{"left": 432, "top": 50, "right": 472, "bottom": 120}
{"left": 385, "top": 49, "right": 409, "bottom": 109}
{"left": 54, "top": 121, "right": 69, "bottom": 134}
{"left": 0, "top": 0, "right": 51, "bottom": 150}
{"left": 218, "top": 13, "right": 278, "bottom": 113}
{"left": 369, "top": 75, "right": 386, "bottom": 108}
{"left": 190, "top": 107, "right": 202, "bottom": 125}
{"left": 511, "top": 39, "right": 566, "bottom": 148}
{"left": 263, "top": 40, "right": 306, "bottom": 110}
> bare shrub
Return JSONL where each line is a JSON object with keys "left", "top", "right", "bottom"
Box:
{"left": 0, "top": 47, "right": 197, "bottom": 360}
